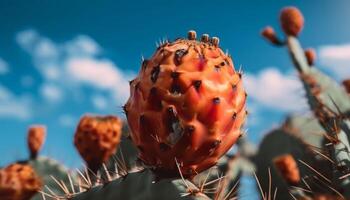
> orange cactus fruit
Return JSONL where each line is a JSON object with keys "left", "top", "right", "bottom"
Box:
{"left": 304, "top": 48, "right": 316, "bottom": 66}
{"left": 27, "top": 125, "right": 46, "bottom": 159}
{"left": 342, "top": 79, "right": 350, "bottom": 94}
{"left": 74, "top": 115, "right": 123, "bottom": 172}
{"left": 261, "top": 26, "right": 281, "bottom": 45}
{"left": 124, "top": 30, "right": 247, "bottom": 178}
{"left": 273, "top": 154, "right": 300, "bottom": 185}
{"left": 280, "top": 7, "right": 304, "bottom": 36}
{"left": 0, "top": 163, "right": 42, "bottom": 200}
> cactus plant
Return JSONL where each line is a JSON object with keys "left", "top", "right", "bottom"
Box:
{"left": 27, "top": 125, "right": 46, "bottom": 160}
{"left": 262, "top": 5, "right": 350, "bottom": 198}
{"left": 71, "top": 169, "right": 211, "bottom": 200}
{"left": 7, "top": 125, "right": 79, "bottom": 200}
{"left": 124, "top": 30, "right": 247, "bottom": 178}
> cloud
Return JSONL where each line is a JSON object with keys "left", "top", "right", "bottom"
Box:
{"left": 92, "top": 95, "right": 108, "bottom": 110}
{"left": 318, "top": 44, "right": 350, "bottom": 80}
{"left": 0, "top": 58, "right": 9, "bottom": 75}
{"left": 59, "top": 114, "right": 76, "bottom": 127}
{"left": 244, "top": 68, "right": 307, "bottom": 112}
{"left": 0, "top": 84, "right": 31, "bottom": 119}
{"left": 40, "top": 83, "right": 63, "bottom": 102}
{"left": 16, "top": 29, "right": 133, "bottom": 107}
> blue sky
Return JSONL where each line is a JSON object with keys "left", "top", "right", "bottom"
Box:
{"left": 0, "top": 0, "right": 350, "bottom": 173}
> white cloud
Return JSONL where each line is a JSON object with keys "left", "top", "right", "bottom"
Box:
{"left": 0, "top": 58, "right": 9, "bottom": 75}
{"left": 66, "top": 58, "right": 125, "bottom": 90}
{"left": 16, "top": 29, "right": 133, "bottom": 106}
{"left": 92, "top": 95, "right": 108, "bottom": 110}
{"left": 0, "top": 84, "right": 31, "bottom": 119}
{"left": 16, "top": 29, "right": 38, "bottom": 51}
{"left": 65, "top": 35, "right": 100, "bottom": 56}
{"left": 244, "top": 68, "right": 307, "bottom": 112}
{"left": 59, "top": 114, "right": 76, "bottom": 127}
{"left": 40, "top": 84, "right": 63, "bottom": 102}
{"left": 318, "top": 44, "right": 350, "bottom": 80}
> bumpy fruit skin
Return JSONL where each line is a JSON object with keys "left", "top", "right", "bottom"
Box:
{"left": 280, "top": 7, "right": 304, "bottom": 36}
{"left": 273, "top": 154, "right": 300, "bottom": 185}
{"left": 74, "top": 115, "right": 122, "bottom": 172}
{"left": 27, "top": 125, "right": 46, "bottom": 159}
{"left": 0, "top": 163, "right": 42, "bottom": 200}
{"left": 125, "top": 32, "right": 247, "bottom": 177}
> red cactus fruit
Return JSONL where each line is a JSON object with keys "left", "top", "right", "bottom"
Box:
{"left": 273, "top": 154, "right": 300, "bottom": 185}
{"left": 280, "top": 7, "right": 304, "bottom": 36}
{"left": 27, "top": 125, "right": 46, "bottom": 159}
{"left": 124, "top": 30, "right": 247, "bottom": 178}
{"left": 74, "top": 115, "right": 123, "bottom": 172}
{"left": 0, "top": 163, "right": 42, "bottom": 200}
{"left": 342, "top": 79, "right": 350, "bottom": 94}
{"left": 304, "top": 48, "right": 316, "bottom": 66}
{"left": 261, "top": 26, "right": 281, "bottom": 45}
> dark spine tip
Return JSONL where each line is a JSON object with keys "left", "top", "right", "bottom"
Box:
{"left": 139, "top": 114, "right": 146, "bottom": 123}
{"left": 232, "top": 112, "right": 237, "bottom": 119}
{"left": 213, "top": 97, "right": 220, "bottom": 104}
{"left": 201, "top": 34, "right": 209, "bottom": 43}
{"left": 174, "top": 49, "right": 188, "bottom": 66}
{"left": 122, "top": 105, "right": 128, "bottom": 115}
{"left": 188, "top": 30, "right": 197, "bottom": 40}
{"left": 167, "top": 107, "right": 176, "bottom": 116}
{"left": 193, "top": 80, "right": 202, "bottom": 90}
{"left": 170, "top": 84, "right": 181, "bottom": 94}
{"left": 245, "top": 92, "right": 248, "bottom": 97}
{"left": 238, "top": 73, "right": 242, "bottom": 79}
{"left": 151, "top": 65, "right": 160, "bottom": 83}
{"left": 171, "top": 71, "right": 180, "bottom": 79}
{"left": 129, "top": 79, "right": 134, "bottom": 86}
{"left": 232, "top": 84, "right": 237, "bottom": 91}
{"left": 212, "top": 140, "right": 221, "bottom": 148}
{"left": 245, "top": 110, "right": 249, "bottom": 115}
{"left": 142, "top": 59, "right": 149, "bottom": 70}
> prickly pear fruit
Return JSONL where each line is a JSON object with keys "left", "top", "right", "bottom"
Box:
{"left": 304, "top": 48, "right": 316, "bottom": 66}
{"left": 261, "top": 26, "right": 282, "bottom": 45}
{"left": 273, "top": 154, "right": 300, "bottom": 185}
{"left": 0, "top": 163, "right": 42, "bottom": 200}
{"left": 74, "top": 115, "right": 122, "bottom": 172}
{"left": 27, "top": 125, "right": 46, "bottom": 159}
{"left": 343, "top": 79, "right": 350, "bottom": 94}
{"left": 280, "top": 7, "right": 304, "bottom": 36}
{"left": 125, "top": 30, "right": 247, "bottom": 178}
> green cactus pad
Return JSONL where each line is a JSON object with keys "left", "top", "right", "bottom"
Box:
{"left": 72, "top": 169, "right": 209, "bottom": 200}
